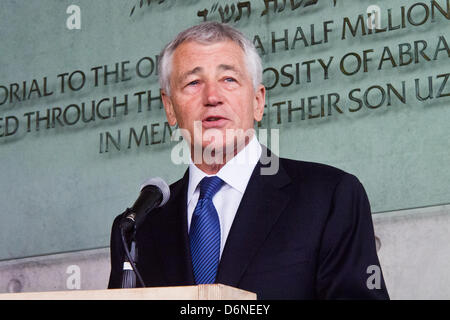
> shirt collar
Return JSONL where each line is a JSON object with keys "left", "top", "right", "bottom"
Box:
{"left": 187, "top": 135, "right": 262, "bottom": 203}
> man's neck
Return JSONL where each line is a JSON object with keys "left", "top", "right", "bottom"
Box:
{"left": 195, "top": 163, "right": 224, "bottom": 175}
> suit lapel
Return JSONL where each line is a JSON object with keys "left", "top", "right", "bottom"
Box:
{"left": 216, "top": 156, "right": 291, "bottom": 287}
{"left": 151, "top": 170, "right": 195, "bottom": 286}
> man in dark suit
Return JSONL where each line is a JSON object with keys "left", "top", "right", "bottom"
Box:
{"left": 108, "top": 22, "right": 389, "bottom": 299}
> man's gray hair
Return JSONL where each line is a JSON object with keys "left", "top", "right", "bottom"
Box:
{"left": 158, "top": 22, "right": 262, "bottom": 96}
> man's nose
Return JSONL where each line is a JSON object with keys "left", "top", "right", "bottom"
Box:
{"left": 203, "top": 81, "right": 223, "bottom": 107}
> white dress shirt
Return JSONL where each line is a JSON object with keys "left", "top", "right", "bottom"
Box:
{"left": 187, "top": 136, "right": 262, "bottom": 258}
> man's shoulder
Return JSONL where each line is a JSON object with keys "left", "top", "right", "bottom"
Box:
{"left": 279, "top": 157, "right": 350, "bottom": 181}
{"left": 276, "top": 156, "right": 364, "bottom": 194}
{"left": 167, "top": 172, "right": 188, "bottom": 191}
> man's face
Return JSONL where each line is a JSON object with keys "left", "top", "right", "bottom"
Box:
{"left": 162, "top": 40, "right": 265, "bottom": 156}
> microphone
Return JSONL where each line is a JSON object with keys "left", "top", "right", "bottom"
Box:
{"left": 120, "top": 177, "right": 170, "bottom": 233}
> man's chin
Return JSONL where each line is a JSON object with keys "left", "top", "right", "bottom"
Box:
{"left": 190, "top": 140, "right": 234, "bottom": 164}
{"left": 200, "top": 141, "right": 228, "bottom": 154}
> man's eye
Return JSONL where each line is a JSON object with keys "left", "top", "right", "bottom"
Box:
{"left": 224, "top": 77, "right": 236, "bottom": 83}
{"left": 187, "top": 80, "right": 199, "bottom": 86}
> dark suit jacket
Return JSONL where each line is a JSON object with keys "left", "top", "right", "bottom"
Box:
{"left": 108, "top": 155, "right": 389, "bottom": 299}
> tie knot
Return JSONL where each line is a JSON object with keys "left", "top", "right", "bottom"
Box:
{"left": 199, "top": 176, "right": 224, "bottom": 200}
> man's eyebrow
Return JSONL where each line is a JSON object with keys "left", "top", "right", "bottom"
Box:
{"left": 218, "top": 64, "right": 241, "bottom": 74}
{"left": 180, "top": 66, "right": 203, "bottom": 82}
{"left": 179, "top": 64, "right": 242, "bottom": 82}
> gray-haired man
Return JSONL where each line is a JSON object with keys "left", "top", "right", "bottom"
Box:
{"left": 109, "top": 22, "right": 389, "bottom": 300}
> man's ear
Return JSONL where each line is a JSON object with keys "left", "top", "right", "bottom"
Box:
{"left": 162, "top": 90, "right": 177, "bottom": 126}
{"left": 253, "top": 84, "right": 266, "bottom": 122}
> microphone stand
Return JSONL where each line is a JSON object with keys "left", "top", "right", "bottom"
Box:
{"left": 120, "top": 208, "right": 146, "bottom": 288}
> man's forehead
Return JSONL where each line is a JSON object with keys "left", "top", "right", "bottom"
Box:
{"left": 171, "top": 40, "right": 246, "bottom": 75}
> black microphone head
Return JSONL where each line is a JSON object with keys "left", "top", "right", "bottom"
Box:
{"left": 140, "top": 177, "right": 170, "bottom": 207}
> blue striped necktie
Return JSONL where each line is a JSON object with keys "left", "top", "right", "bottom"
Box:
{"left": 190, "top": 176, "right": 224, "bottom": 284}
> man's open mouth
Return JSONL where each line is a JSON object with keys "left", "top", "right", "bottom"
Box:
{"left": 201, "top": 116, "right": 228, "bottom": 128}
{"left": 205, "top": 117, "right": 224, "bottom": 121}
